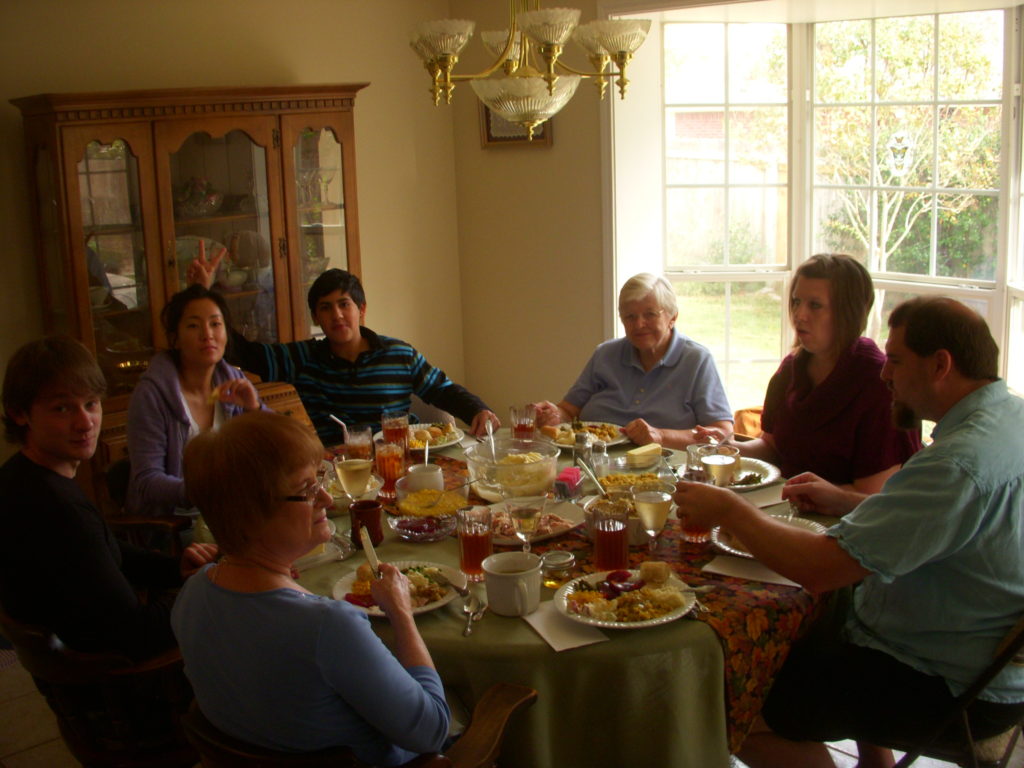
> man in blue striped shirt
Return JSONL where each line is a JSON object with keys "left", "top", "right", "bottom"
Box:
{"left": 193, "top": 261, "right": 498, "bottom": 446}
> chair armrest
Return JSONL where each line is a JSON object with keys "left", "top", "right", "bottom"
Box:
{"left": 442, "top": 683, "right": 538, "bottom": 768}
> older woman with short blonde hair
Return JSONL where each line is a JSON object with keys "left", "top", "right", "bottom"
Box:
{"left": 173, "top": 411, "right": 449, "bottom": 766}
{"left": 534, "top": 273, "right": 733, "bottom": 449}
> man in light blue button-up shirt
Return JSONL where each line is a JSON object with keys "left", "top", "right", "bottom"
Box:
{"left": 674, "top": 296, "right": 1024, "bottom": 767}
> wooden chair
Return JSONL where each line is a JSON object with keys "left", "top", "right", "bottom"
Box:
{"left": 882, "top": 615, "right": 1024, "bottom": 768}
{"left": 733, "top": 406, "right": 763, "bottom": 440}
{"left": 0, "top": 605, "right": 196, "bottom": 768}
{"left": 181, "top": 682, "right": 538, "bottom": 768}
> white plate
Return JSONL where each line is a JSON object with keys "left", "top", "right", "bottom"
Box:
{"left": 541, "top": 422, "right": 629, "bottom": 451}
{"left": 727, "top": 458, "right": 781, "bottom": 492}
{"left": 372, "top": 426, "right": 465, "bottom": 451}
{"left": 711, "top": 515, "right": 827, "bottom": 559}
{"left": 490, "top": 500, "right": 585, "bottom": 546}
{"left": 331, "top": 560, "right": 463, "bottom": 617}
{"left": 554, "top": 570, "right": 696, "bottom": 629}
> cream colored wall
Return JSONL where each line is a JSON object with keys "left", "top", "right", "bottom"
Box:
{"left": 450, "top": 0, "right": 608, "bottom": 415}
{"left": 0, "top": 0, "right": 471, "bottom": 450}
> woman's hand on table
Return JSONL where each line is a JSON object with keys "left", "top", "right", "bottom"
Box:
{"left": 533, "top": 401, "right": 565, "bottom": 427}
{"left": 214, "top": 377, "right": 261, "bottom": 411}
{"left": 180, "top": 542, "right": 219, "bottom": 578}
{"left": 370, "top": 563, "right": 414, "bottom": 619}
{"left": 469, "top": 410, "right": 500, "bottom": 437}
{"left": 623, "top": 418, "right": 661, "bottom": 446}
{"left": 782, "top": 472, "right": 863, "bottom": 517}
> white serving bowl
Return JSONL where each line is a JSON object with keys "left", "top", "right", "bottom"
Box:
{"left": 463, "top": 438, "right": 559, "bottom": 503}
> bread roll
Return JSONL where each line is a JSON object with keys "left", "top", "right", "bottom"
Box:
{"left": 640, "top": 560, "right": 671, "bottom": 585}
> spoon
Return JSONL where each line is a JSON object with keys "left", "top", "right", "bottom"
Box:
{"left": 485, "top": 419, "right": 496, "bottom": 461}
{"left": 576, "top": 457, "right": 609, "bottom": 499}
{"left": 461, "top": 594, "right": 481, "bottom": 637}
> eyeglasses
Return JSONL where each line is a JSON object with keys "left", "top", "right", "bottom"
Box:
{"left": 620, "top": 309, "right": 664, "bottom": 325}
{"left": 284, "top": 475, "right": 328, "bottom": 505}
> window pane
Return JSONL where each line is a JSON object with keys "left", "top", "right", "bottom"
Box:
{"left": 666, "top": 108, "right": 724, "bottom": 185}
{"left": 937, "top": 105, "right": 1000, "bottom": 190}
{"left": 665, "top": 24, "right": 724, "bottom": 104}
{"left": 815, "top": 20, "right": 871, "bottom": 104}
{"left": 813, "top": 188, "right": 869, "bottom": 260}
{"left": 877, "top": 106, "right": 933, "bottom": 187}
{"left": 881, "top": 194, "right": 932, "bottom": 275}
{"left": 815, "top": 106, "right": 871, "bottom": 185}
{"left": 939, "top": 11, "right": 1003, "bottom": 101}
{"left": 876, "top": 15, "right": 935, "bottom": 102}
{"left": 936, "top": 193, "right": 997, "bottom": 280}
{"left": 667, "top": 188, "right": 725, "bottom": 267}
{"left": 728, "top": 24, "right": 787, "bottom": 103}
{"left": 730, "top": 107, "right": 787, "bottom": 186}
{"left": 728, "top": 187, "right": 788, "bottom": 266}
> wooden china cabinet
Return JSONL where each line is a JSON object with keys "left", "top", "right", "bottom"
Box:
{"left": 12, "top": 84, "right": 366, "bottom": 397}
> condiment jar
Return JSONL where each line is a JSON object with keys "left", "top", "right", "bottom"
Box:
{"left": 541, "top": 550, "right": 576, "bottom": 589}
{"left": 350, "top": 499, "right": 383, "bottom": 549}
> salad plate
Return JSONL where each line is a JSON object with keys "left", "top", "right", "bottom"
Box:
{"left": 541, "top": 422, "right": 629, "bottom": 451}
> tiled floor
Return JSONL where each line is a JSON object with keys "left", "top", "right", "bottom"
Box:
{"left": 1, "top": 649, "right": 1022, "bottom": 768}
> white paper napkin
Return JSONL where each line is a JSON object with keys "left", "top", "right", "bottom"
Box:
{"left": 702, "top": 555, "right": 801, "bottom": 588}
{"left": 742, "top": 483, "right": 785, "bottom": 509}
{"left": 524, "top": 601, "right": 609, "bottom": 651}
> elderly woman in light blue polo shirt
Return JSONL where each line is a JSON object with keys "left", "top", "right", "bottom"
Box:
{"left": 534, "top": 273, "right": 733, "bottom": 450}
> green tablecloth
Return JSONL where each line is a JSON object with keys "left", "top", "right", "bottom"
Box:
{"left": 292, "top": 436, "right": 822, "bottom": 768}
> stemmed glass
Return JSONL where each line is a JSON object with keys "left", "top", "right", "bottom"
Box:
{"left": 316, "top": 167, "right": 338, "bottom": 208}
{"left": 504, "top": 495, "right": 548, "bottom": 553}
{"left": 630, "top": 481, "right": 675, "bottom": 554}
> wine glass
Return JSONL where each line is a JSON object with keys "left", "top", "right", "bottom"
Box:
{"left": 504, "top": 495, "right": 548, "bottom": 553}
{"left": 316, "top": 167, "right": 338, "bottom": 208}
{"left": 631, "top": 481, "right": 675, "bottom": 554}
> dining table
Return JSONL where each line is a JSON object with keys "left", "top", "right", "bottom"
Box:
{"left": 295, "top": 432, "right": 827, "bottom": 768}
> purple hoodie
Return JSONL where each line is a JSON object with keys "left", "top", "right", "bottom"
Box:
{"left": 125, "top": 351, "right": 251, "bottom": 516}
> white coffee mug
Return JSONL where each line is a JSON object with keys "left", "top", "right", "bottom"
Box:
{"left": 482, "top": 551, "right": 542, "bottom": 617}
{"left": 405, "top": 463, "right": 444, "bottom": 492}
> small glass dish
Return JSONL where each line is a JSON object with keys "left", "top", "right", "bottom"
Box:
{"left": 386, "top": 513, "right": 458, "bottom": 543}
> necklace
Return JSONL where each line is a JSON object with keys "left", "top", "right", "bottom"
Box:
{"left": 216, "top": 556, "right": 291, "bottom": 579}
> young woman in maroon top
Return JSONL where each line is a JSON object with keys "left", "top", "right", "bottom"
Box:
{"left": 699, "top": 254, "right": 921, "bottom": 498}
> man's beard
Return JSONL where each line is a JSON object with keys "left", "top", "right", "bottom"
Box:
{"left": 892, "top": 400, "right": 921, "bottom": 431}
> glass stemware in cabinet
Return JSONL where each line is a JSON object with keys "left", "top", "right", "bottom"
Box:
{"left": 316, "top": 167, "right": 338, "bottom": 208}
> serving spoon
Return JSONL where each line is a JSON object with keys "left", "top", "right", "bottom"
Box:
{"left": 461, "top": 594, "right": 481, "bottom": 637}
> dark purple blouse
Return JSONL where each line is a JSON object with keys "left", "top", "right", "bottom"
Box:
{"left": 761, "top": 337, "right": 922, "bottom": 484}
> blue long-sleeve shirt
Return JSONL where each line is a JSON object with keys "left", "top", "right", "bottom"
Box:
{"left": 172, "top": 566, "right": 450, "bottom": 765}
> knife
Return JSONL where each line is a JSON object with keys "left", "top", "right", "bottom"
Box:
{"left": 359, "top": 527, "right": 383, "bottom": 579}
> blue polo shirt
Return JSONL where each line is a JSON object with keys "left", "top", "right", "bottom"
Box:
{"left": 830, "top": 380, "right": 1024, "bottom": 703}
{"left": 563, "top": 330, "right": 733, "bottom": 428}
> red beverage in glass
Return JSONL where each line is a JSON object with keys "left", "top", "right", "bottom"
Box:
{"left": 681, "top": 522, "right": 711, "bottom": 544}
{"left": 375, "top": 443, "right": 405, "bottom": 501}
{"left": 459, "top": 530, "right": 493, "bottom": 581}
{"left": 593, "top": 518, "right": 628, "bottom": 571}
{"left": 512, "top": 422, "right": 535, "bottom": 440}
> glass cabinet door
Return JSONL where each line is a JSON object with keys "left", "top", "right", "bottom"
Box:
{"left": 169, "top": 128, "right": 278, "bottom": 343}
{"left": 77, "top": 139, "right": 153, "bottom": 394}
{"left": 294, "top": 127, "right": 348, "bottom": 338}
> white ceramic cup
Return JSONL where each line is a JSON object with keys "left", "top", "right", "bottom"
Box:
{"left": 405, "top": 463, "right": 444, "bottom": 492}
{"left": 482, "top": 551, "right": 542, "bottom": 617}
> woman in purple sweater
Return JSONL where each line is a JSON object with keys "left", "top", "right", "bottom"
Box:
{"left": 126, "top": 285, "right": 263, "bottom": 516}
{"left": 699, "top": 254, "right": 921, "bottom": 497}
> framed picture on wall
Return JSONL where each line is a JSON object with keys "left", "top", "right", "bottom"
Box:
{"left": 479, "top": 105, "right": 553, "bottom": 148}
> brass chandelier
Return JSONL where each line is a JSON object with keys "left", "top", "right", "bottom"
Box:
{"left": 409, "top": 3, "right": 651, "bottom": 140}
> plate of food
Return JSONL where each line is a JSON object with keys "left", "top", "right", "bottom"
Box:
{"left": 538, "top": 422, "right": 629, "bottom": 450}
{"left": 555, "top": 562, "right": 696, "bottom": 629}
{"left": 373, "top": 423, "right": 465, "bottom": 451}
{"left": 490, "top": 500, "right": 585, "bottom": 546}
{"left": 728, "top": 458, "right": 782, "bottom": 492}
{"left": 332, "top": 560, "right": 464, "bottom": 617}
{"left": 711, "top": 515, "right": 827, "bottom": 559}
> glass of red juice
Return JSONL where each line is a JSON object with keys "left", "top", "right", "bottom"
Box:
{"left": 375, "top": 440, "right": 405, "bottom": 502}
{"left": 586, "top": 500, "right": 629, "bottom": 571}
{"left": 509, "top": 404, "right": 537, "bottom": 440}
{"left": 381, "top": 410, "right": 409, "bottom": 455}
{"left": 457, "top": 506, "right": 493, "bottom": 582}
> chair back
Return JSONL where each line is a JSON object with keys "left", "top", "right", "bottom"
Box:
{"left": 0, "top": 606, "right": 196, "bottom": 768}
